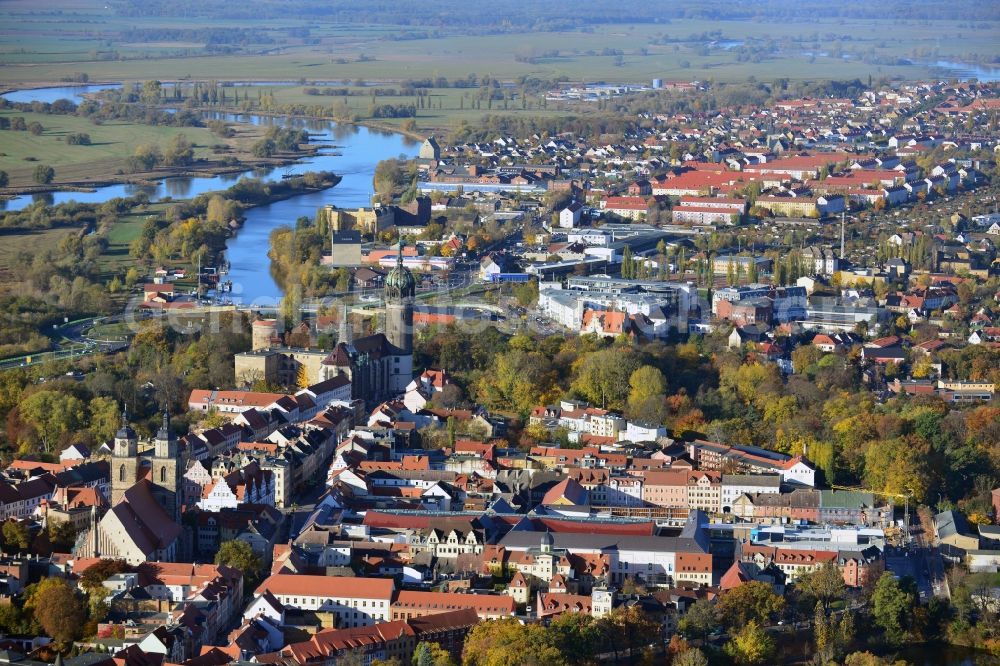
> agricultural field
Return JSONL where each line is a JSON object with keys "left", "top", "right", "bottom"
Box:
{"left": 0, "top": 225, "right": 76, "bottom": 282}
{"left": 0, "top": 0, "right": 997, "bottom": 88}
{"left": 0, "top": 110, "right": 223, "bottom": 188}
{"left": 0, "top": 109, "right": 280, "bottom": 188}
{"left": 97, "top": 201, "right": 173, "bottom": 280}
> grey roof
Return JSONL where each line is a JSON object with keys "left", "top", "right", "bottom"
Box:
{"left": 934, "top": 510, "right": 971, "bottom": 539}
{"left": 722, "top": 474, "right": 781, "bottom": 488}
{"left": 977, "top": 524, "right": 1000, "bottom": 538}
{"left": 499, "top": 531, "right": 706, "bottom": 554}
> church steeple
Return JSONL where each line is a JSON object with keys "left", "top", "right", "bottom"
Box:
{"left": 114, "top": 407, "right": 137, "bottom": 457}
{"left": 111, "top": 406, "right": 139, "bottom": 506}
{"left": 154, "top": 408, "right": 177, "bottom": 459}
{"left": 384, "top": 237, "right": 415, "bottom": 355}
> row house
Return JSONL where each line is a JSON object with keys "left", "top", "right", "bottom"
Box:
{"left": 686, "top": 471, "right": 722, "bottom": 513}
{"left": 197, "top": 462, "right": 276, "bottom": 512}
{"left": 0, "top": 475, "right": 56, "bottom": 520}
{"left": 391, "top": 590, "right": 516, "bottom": 621}
{"left": 686, "top": 440, "right": 815, "bottom": 487}
{"left": 720, "top": 474, "right": 782, "bottom": 513}
{"left": 581, "top": 473, "right": 645, "bottom": 508}
{"left": 266, "top": 608, "right": 478, "bottom": 666}
{"left": 742, "top": 544, "right": 879, "bottom": 587}
{"left": 732, "top": 488, "right": 821, "bottom": 523}
{"left": 819, "top": 490, "right": 894, "bottom": 527}
{"left": 410, "top": 527, "right": 485, "bottom": 559}
{"left": 741, "top": 545, "right": 837, "bottom": 582}
{"left": 527, "top": 445, "right": 629, "bottom": 471}
{"left": 640, "top": 469, "right": 690, "bottom": 508}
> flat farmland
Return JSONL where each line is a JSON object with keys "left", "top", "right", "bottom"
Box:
{"left": 0, "top": 0, "right": 996, "bottom": 87}
{"left": 0, "top": 110, "right": 260, "bottom": 188}
{"left": 0, "top": 226, "right": 76, "bottom": 283}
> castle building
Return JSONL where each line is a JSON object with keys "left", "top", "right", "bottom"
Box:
{"left": 319, "top": 247, "right": 414, "bottom": 400}
{"left": 234, "top": 247, "right": 415, "bottom": 405}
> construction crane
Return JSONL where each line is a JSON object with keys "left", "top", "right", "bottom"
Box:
{"left": 829, "top": 485, "right": 914, "bottom": 546}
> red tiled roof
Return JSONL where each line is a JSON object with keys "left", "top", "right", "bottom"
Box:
{"left": 256, "top": 574, "right": 394, "bottom": 600}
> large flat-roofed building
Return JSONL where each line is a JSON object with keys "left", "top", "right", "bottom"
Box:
{"left": 537, "top": 276, "right": 694, "bottom": 338}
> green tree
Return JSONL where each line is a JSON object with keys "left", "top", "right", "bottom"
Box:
{"left": 252, "top": 138, "right": 277, "bottom": 158}
{"left": 844, "top": 652, "right": 906, "bottom": 666}
{"left": 813, "top": 601, "right": 831, "bottom": 656}
{"left": 547, "top": 612, "right": 601, "bottom": 663}
{"left": 839, "top": 607, "right": 855, "bottom": 654}
{"left": 475, "top": 349, "right": 555, "bottom": 416}
{"left": 621, "top": 245, "right": 634, "bottom": 279}
{"left": 131, "top": 143, "right": 162, "bottom": 171}
{"left": 626, "top": 364, "right": 668, "bottom": 424}
{"left": 863, "top": 436, "right": 931, "bottom": 502}
{"left": 19, "top": 390, "right": 86, "bottom": 452}
{"left": 571, "top": 346, "right": 642, "bottom": 410}
{"left": 78, "top": 559, "right": 130, "bottom": 594}
{"left": 26, "top": 578, "right": 87, "bottom": 645}
{"left": 597, "top": 606, "right": 659, "bottom": 662}
{"left": 627, "top": 365, "right": 667, "bottom": 406}
{"left": 412, "top": 642, "right": 455, "bottom": 666}
{"left": 296, "top": 364, "right": 310, "bottom": 389}
{"left": 0, "top": 604, "right": 29, "bottom": 636}
{"left": 87, "top": 396, "right": 120, "bottom": 443}
{"left": 374, "top": 159, "right": 403, "bottom": 202}
{"left": 215, "top": 540, "right": 262, "bottom": 590}
{"left": 723, "top": 620, "right": 775, "bottom": 666}
{"left": 33, "top": 164, "right": 55, "bottom": 184}
{"left": 2, "top": 521, "right": 31, "bottom": 553}
{"left": 797, "top": 562, "right": 847, "bottom": 611}
{"left": 206, "top": 195, "right": 237, "bottom": 224}
{"left": 163, "top": 134, "right": 194, "bottom": 166}
{"left": 673, "top": 648, "right": 709, "bottom": 666}
{"left": 791, "top": 344, "right": 823, "bottom": 374}
{"left": 47, "top": 521, "right": 77, "bottom": 553}
{"left": 715, "top": 581, "right": 785, "bottom": 629}
{"left": 871, "top": 572, "right": 916, "bottom": 645}
{"left": 678, "top": 598, "right": 718, "bottom": 640}
{"left": 462, "top": 618, "right": 565, "bottom": 666}
{"left": 140, "top": 80, "right": 163, "bottom": 104}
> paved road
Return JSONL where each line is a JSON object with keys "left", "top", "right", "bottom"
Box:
{"left": 912, "top": 517, "right": 949, "bottom": 600}
{"left": 886, "top": 512, "right": 949, "bottom": 602}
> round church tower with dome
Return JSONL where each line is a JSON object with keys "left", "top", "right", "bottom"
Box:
{"left": 383, "top": 241, "right": 415, "bottom": 393}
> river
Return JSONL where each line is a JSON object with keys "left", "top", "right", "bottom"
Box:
{"left": 0, "top": 84, "right": 419, "bottom": 302}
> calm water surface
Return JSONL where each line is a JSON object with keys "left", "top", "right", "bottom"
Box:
{"left": 1, "top": 85, "right": 419, "bottom": 302}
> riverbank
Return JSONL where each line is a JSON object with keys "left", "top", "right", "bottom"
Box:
{"left": 1, "top": 83, "right": 420, "bottom": 301}
{"left": 0, "top": 148, "right": 321, "bottom": 201}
